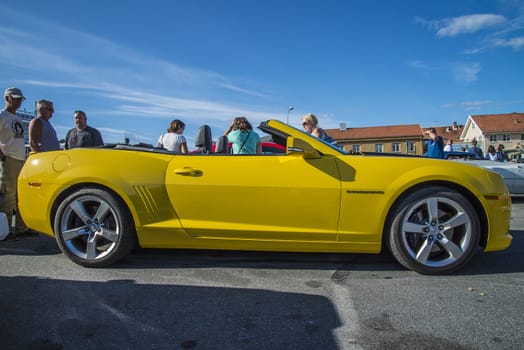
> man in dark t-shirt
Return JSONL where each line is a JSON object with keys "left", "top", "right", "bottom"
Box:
{"left": 64, "top": 110, "right": 104, "bottom": 149}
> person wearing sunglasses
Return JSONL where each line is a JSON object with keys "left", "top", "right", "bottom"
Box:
{"left": 301, "top": 113, "right": 334, "bottom": 143}
{"left": 28, "top": 99, "right": 60, "bottom": 153}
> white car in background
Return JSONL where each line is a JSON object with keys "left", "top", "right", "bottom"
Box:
{"left": 461, "top": 160, "right": 524, "bottom": 195}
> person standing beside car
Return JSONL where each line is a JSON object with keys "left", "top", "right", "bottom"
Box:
{"left": 486, "top": 145, "right": 498, "bottom": 161}
{"left": 64, "top": 110, "right": 104, "bottom": 149}
{"left": 156, "top": 119, "right": 188, "bottom": 153}
{"left": 224, "top": 116, "right": 261, "bottom": 154}
{"left": 0, "top": 87, "right": 34, "bottom": 239}
{"left": 443, "top": 139, "right": 453, "bottom": 152}
{"left": 496, "top": 144, "right": 507, "bottom": 162}
{"left": 424, "top": 128, "right": 444, "bottom": 159}
{"left": 29, "top": 99, "right": 60, "bottom": 152}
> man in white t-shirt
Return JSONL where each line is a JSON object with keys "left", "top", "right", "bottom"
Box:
{"left": 0, "top": 87, "right": 34, "bottom": 240}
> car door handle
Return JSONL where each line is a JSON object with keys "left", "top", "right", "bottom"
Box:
{"left": 173, "top": 167, "right": 203, "bottom": 177}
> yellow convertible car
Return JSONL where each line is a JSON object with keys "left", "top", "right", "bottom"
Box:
{"left": 18, "top": 120, "right": 512, "bottom": 274}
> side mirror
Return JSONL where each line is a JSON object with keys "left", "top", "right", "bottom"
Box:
{"left": 286, "top": 137, "right": 321, "bottom": 158}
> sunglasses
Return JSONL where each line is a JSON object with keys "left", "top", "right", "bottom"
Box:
{"left": 43, "top": 107, "right": 54, "bottom": 112}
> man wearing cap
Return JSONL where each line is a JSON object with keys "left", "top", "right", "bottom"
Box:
{"left": 0, "top": 87, "right": 35, "bottom": 240}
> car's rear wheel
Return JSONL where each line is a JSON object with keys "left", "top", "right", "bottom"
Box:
{"left": 388, "top": 186, "right": 480, "bottom": 275}
{"left": 54, "top": 188, "right": 137, "bottom": 267}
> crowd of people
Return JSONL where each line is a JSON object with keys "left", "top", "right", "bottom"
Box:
{"left": 0, "top": 86, "right": 107, "bottom": 241}
{"left": 156, "top": 112, "right": 334, "bottom": 156}
{"left": 424, "top": 127, "right": 508, "bottom": 161}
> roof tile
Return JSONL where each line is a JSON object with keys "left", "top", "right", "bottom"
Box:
{"left": 471, "top": 113, "right": 524, "bottom": 133}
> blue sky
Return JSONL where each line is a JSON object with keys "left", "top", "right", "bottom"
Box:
{"left": 1, "top": 0, "right": 523, "bottom": 146}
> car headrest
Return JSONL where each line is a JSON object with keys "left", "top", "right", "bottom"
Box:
{"left": 215, "top": 135, "right": 229, "bottom": 154}
{"left": 195, "top": 125, "right": 212, "bottom": 153}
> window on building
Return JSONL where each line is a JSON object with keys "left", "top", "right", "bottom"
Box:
{"left": 352, "top": 144, "right": 361, "bottom": 153}
{"left": 407, "top": 141, "right": 415, "bottom": 153}
{"left": 392, "top": 143, "right": 401, "bottom": 153}
{"left": 521, "top": 134, "right": 524, "bottom": 141}
{"left": 503, "top": 134, "right": 511, "bottom": 141}
{"left": 490, "top": 135, "right": 497, "bottom": 142}
{"left": 375, "top": 144, "right": 383, "bottom": 152}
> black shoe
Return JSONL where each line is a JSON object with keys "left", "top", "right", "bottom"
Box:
{"left": 2, "top": 234, "right": 20, "bottom": 242}
{"left": 17, "top": 229, "right": 39, "bottom": 238}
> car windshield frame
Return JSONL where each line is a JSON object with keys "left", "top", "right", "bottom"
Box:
{"left": 259, "top": 121, "right": 348, "bottom": 155}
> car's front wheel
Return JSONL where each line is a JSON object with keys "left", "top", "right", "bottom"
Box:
{"left": 54, "top": 188, "right": 137, "bottom": 267}
{"left": 388, "top": 186, "right": 481, "bottom": 275}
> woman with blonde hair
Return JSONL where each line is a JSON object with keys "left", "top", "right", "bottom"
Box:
{"left": 156, "top": 119, "right": 188, "bottom": 153}
{"left": 301, "top": 113, "right": 334, "bottom": 143}
{"left": 224, "top": 116, "right": 262, "bottom": 154}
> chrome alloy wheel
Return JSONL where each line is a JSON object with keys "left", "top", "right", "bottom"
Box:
{"left": 400, "top": 196, "right": 473, "bottom": 268}
{"left": 58, "top": 194, "right": 120, "bottom": 262}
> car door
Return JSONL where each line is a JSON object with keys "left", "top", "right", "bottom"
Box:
{"left": 165, "top": 154, "right": 341, "bottom": 241}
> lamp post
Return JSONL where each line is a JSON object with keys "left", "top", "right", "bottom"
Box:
{"left": 286, "top": 106, "right": 294, "bottom": 124}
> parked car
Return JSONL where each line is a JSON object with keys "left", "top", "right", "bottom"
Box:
{"left": 444, "top": 151, "right": 481, "bottom": 160}
{"left": 17, "top": 119, "right": 512, "bottom": 274}
{"left": 445, "top": 151, "right": 524, "bottom": 195}
{"left": 502, "top": 149, "right": 523, "bottom": 163}
{"left": 444, "top": 151, "right": 523, "bottom": 194}
{"left": 462, "top": 160, "right": 524, "bottom": 195}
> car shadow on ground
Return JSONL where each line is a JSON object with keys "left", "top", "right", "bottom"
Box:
{"left": 0, "top": 276, "right": 341, "bottom": 350}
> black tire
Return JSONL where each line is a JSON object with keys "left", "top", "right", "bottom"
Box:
{"left": 387, "top": 186, "right": 480, "bottom": 275}
{"left": 54, "top": 188, "right": 137, "bottom": 267}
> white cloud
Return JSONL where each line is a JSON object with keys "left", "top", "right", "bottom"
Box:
{"left": 491, "top": 36, "right": 524, "bottom": 50}
{"left": 217, "top": 83, "right": 267, "bottom": 98}
{"left": 419, "top": 8, "right": 524, "bottom": 54}
{"left": 0, "top": 7, "right": 280, "bottom": 145}
{"left": 0, "top": 6, "right": 270, "bottom": 107}
{"left": 451, "top": 62, "right": 481, "bottom": 82}
{"left": 23, "top": 78, "right": 273, "bottom": 122}
{"left": 408, "top": 60, "right": 430, "bottom": 69}
{"left": 436, "top": 14, "right": 507, "bottom": 37}
{"left": 443, "top": 100, "right": 492, "bottom": 111}
{"left": 409, "top": 61, "right": 481, "bottom": 83}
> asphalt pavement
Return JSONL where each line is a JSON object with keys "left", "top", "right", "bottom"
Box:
{"left": 1, "top": 199, "right": 523, "bottom": 350}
